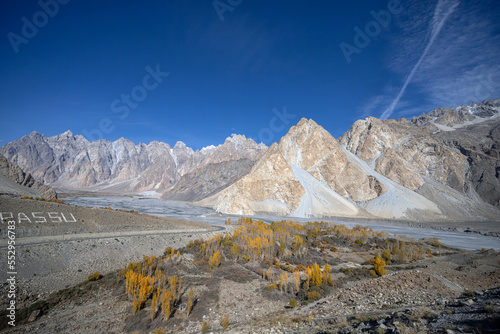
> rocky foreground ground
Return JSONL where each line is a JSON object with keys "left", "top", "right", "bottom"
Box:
{"left": 0, "top": 199, "right": 498, "bottom": 333}
{"left": 1, "top": 247, "right": 499, "bottom": 333}
{"left": 0, "top": 197, "right": 218, "bottom": 316}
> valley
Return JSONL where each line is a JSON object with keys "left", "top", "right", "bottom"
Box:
{"left": 1, "top": 99, "right": 499, "bottom": 333}
{"left": 0, "top": 206, "right": 499, "bottom": 333}
{"left": 3, "top": 99, "right": 499, "bottom": 223}
{"left": 62, "top": 195, "right": 500, "bottom": 250}
{"left": 3, "top": 1, "right": 500, "bottom": 331}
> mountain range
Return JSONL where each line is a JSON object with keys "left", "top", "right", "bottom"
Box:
{"left": 0, "top": 132, "right": 266, "bottom": 197}
{"left": 1, "top": 99, "right": 499, "bottom": 221}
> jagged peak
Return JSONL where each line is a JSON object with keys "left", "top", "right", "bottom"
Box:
{"left": 74, "top": 134, "right": 89, "bottom": 143}
{"left": 174, "top": 141, "right": 186, "bottom": 148}
{"left": 27, "top": 130, "right": 43, "bottom": 137}
{"left": 419, "top": 99, "right": 498, "bottom": 119}
{"left": 46, "top": 130, "right": 78, "bottom": 142}
{"left": 483, "top": 98, "right": 500, "bottom": 106}
{"left": 285, "top": 118, "right": 326, "bottom": 138}
{"left": 147, "top": 140, "right": 171, "bottom": 149}
{"left": 200, "top": 145, "right": 216, "bottom": 154}
{"left": 225, "top": 133, "right": 248, "bottom": 143}
{"left": 112, "top": 137, "right": 136, "bottom": 146}
{"left": 295, "top": 117, "right": 318, "bottom": 128}
{"left": 21, "top": 131, "right": 46, "bottom": 142}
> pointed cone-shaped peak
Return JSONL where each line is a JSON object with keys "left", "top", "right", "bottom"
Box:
{"left": 25, "top": 131, "right": 46, "bottom": 141}
{"left": 174, "top": 141, "right": 187, "bottom": 149}
{"left": 278, "top": 118, "right": 343, "bottom": 169}
{"left": 173, "top": 141, "right": 194, "bottom": 156}
{"left": 282, "top": 118, "right": 324, "bottom": 140}
{"left": 47, "top": 130, "right": 75, "bottom": 142}
{"left": 295, "top": 117, "right": 319, "bottom": 128}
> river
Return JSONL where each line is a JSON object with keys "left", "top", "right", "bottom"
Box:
{"left": 63, "top": 196, "right": 500, "bottom": 251}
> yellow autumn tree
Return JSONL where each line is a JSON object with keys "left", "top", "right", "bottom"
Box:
{"left": 150, "top": 287, "right": 160, "bottom": 320}
{"left": 209, "top": 250, "right": 221, "bottom": 269}
{"left": 230, "top": 244, "right": 240, "bottom": 260}
{"left": 382, "top": 249, "right": 391, "bottom": 263}
{"left": 323, "top": 263, "right": 333, "bottom": 285}
{"left": 186, "top": 288, "right": 194, "bottom": 315}
{"left": 169, "top": 275, "right": 178, "bottom": 301}
{"left": 279, "top": 273, "right": 289, "bottom": 293}
{"left": 176, "top": 277, "right": 182, "bottom": 302}
{"left": 293, "top": 271, "right": 300, "bottom": 293}
{"left": 305, "top": 266, "right": 313, "bottom": 284}
{"left": 161, "top": 288, "right": 173, "bottom": 320}
{"left": 311, "top": 262, "right": 323, "bottom": 287}
{"left": 131, "top": 275, "right": 154, "bottom": 312}
{"left": 266, "top": 267, "right": 272, "bottom": 281}
{"left": 373, "top": 257, "right": 387, "bottom": 276}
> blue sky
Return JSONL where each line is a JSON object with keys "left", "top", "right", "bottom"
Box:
{"left": 1, "top": 0, "right": 499, "bottom": 150}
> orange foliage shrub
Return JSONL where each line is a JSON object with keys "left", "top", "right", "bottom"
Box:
{"left": 307, "top": 291, "right": 321, "bottom": 300}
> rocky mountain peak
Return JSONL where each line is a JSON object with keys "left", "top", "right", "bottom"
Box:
{"left": 278, "top": 117, "right": 341, "bottom": 170}
{"left": 147, "top": 140, "right": 170, "bottom": 149}
{"left": 226, "top": 133, "right": 247, "bottom": 143}
{"left": 173, "top": 141, "right": 187, "bottom": 149}
{"left": 26, "top": 131, "right": 46, "bottom": 140}
{"left": 483, "top": 98, "right": 500, "bottom": 107}
{"left": 60, "top": 130, "right": 74, "bottom": 137}
{"left": 286, "top": 118, "right": 321, "bottom": 134}
{"left": 411, "top": 99, "right": 500, "bottom": 131}
{"left": 114, "top": 137, "right": 128, "bottom": 143}
{"left": 200, "top": 145, "right": 216, "bottom": 154}
{"left": 215, "top": 104, "right": 500, "bottom": 221}
{"left": 215, "top": 118, "right": 392, "bottom": 218}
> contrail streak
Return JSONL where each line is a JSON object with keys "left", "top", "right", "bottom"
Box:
{"left": 380, "top": 0, "right": 460, "bottom": 120}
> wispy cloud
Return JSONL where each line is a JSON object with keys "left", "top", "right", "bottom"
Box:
{"left": 362, "top": 0, "right": 500, "bottom": 120}
{"left": 359, "top": 95, "right": 385, "bottom": 118}
{"left": 380, "top": 0, "right": 460, "bottom": 119}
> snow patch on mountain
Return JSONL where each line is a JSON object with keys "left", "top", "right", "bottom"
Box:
{"left": 431, "top": 111, "right": 500, "bottom": 132}
{"left": 343, "top": 148, "right": 441, "bottom": 219}
{"left": 170, "top": 149, "right": 178, "bottom": 167}
{"left": 289, "top": 163, "right": 359, "bottom": 218}
{"left": 200, "top": 145, "right": 216, "bottom": 154}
